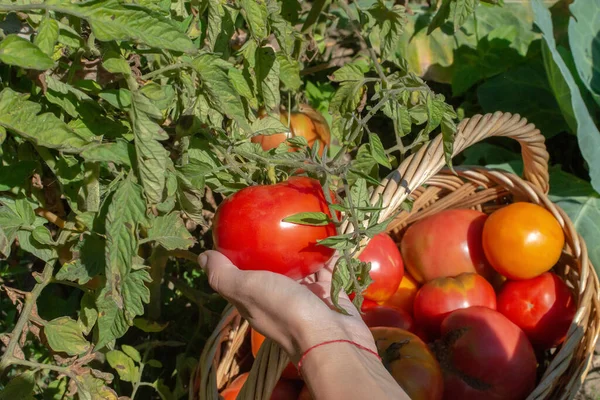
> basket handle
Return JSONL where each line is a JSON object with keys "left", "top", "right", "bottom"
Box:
{"left": 365, "top": 111, "right": 549, "bottom": 226}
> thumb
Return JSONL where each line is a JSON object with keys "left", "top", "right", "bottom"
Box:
{"left": 198, "top": 250, "right": 244, "bottom": 298}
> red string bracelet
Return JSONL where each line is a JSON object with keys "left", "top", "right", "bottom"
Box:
{"left": 296, "top": 339, "right": 381, "bottom": 372}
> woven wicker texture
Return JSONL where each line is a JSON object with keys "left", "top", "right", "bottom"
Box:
{"left": 193, "top": 112, "right": 600, "bottom": 400}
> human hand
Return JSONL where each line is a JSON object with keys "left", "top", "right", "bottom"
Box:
{"left": 198, "top": 250, "right": 376, "bottom": 364}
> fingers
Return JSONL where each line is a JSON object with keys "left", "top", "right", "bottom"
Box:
{"left": 198, "top": 250, "right": 246, "bottom": 300}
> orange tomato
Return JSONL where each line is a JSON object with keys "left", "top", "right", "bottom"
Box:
{"left": 251, "top": 104, "right": 331, "bottom": 156}
{"left": 251, "top": 329, "right": 301, "bottom": 380}
{"left": 380, "top": 273, "right": 419, "bottom": 314}
{"left": 482, "top": 202, "right": 564, "bottom": 280}
{"left": 221, "top": 373, "right": 302, "bottom": 400}
{"left": 371, "top": 327, "right": 444, "bottom": 400}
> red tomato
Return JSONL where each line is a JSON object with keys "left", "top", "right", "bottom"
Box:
{"left": 213, "top": 177, "right": 336, "bottom": 280}
{"left": 371, "top": 327, "right": 444, "bottom": 400}
{"left": 381, "top": 273, "right": 419, "bottom": 315}
{"left": 400, "top": 209, "right": 494, "bottom": 283}
{"left": 483, "top": 202, "right": 565, "bottom": 280}
{"left": 413, "top": 273, "right": 496, "bottom": 337}
{"left": 221, "top": 373, "right": 302, "bottom": 400}
{"left": 497, "top": 272, "right": 576, "bottom": 349}
{"left": 433, "top": 307, "right": 537, "bottom": 400}
{"left": 354, "top": 233, "right": 404, "bottom": 302}
{"left": 251, "top": 329, "right": 301, "bottom": 380}
{"left": 362, "top": 305, "right": 414, "bottom": 332}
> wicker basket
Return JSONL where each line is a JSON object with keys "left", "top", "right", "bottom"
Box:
{"left": 193, "top": 112, "right": 600, "bottom": 400}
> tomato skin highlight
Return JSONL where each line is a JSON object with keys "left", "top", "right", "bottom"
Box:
{"left": 435, "top": 307, "right": 537, "bottom": 400}
{"left": 482, "top": 202, "right": 565, "bottom": 280}
{"left": 250, "top": 329, "right": 301, "bottom": 380}
{"left": 358, "top": 233, "right": 404, "bottom": 302}
{"left": 362, "top": 305, "right": 414, "bottom": 332}
{"left": 212, "top": 177, "right": 336, "bottom": 280}
{"left": 371, "top": 327, "right": 444, "bottom": 400}
{"left": 380, "top": 273, "right": 419, "bottom": 315}
{"left": 497, "top": 272, "right": 576, "bottom": 349}
{"left": 400, "top": 209, "right": 494, "bottom": 283}
{"left": 413, "top": 273, "right": 497, "bottom": 338}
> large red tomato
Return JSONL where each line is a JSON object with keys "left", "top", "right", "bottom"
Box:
{"left": 251, "top": 329, "right": 301, "bottom": 380}
{"left": 413, "top": 273, "right": 496, "bottom": 337}
{"left": 371, "top": 327, "right": 444, "bottom": 400}
{"left": 221, "top": 373, "right": 302, "bottom": 400}
{"left": 357, "top": 233, "right": 404, "bottom": 302}
{"left": 400, "top": 209, "right": 494, "bottom": 283}
{"left": 483, "top": 202, "right": 565, "bottom": 280}
{"left": 213, "top": 177, "right": 336, "bottom": 280}
{"left": 298, "top": 385, "right": 312, "bottom": 400}
{"left": 362, "top": 304, "right": 414, "bottom": 332}
{"left": 497, "top": 272, "right": 576, "bottom": 349}
{"left": 433, "top": 307, "right": 537, "bottom": 400}
{"left": 381, "top": 273, "right": 420, "bottom": 315}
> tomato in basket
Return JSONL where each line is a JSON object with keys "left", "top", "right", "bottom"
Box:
{"left": 220, "top": 372, "right": 302, "bottom": 400}
{"left": 251, "top": 329, "right": 301, "bottom": 380}
{"left": 213, "top": 177, "right": 336, "bottom": 280}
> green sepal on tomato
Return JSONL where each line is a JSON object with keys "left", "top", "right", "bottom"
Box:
{"left": 212, "top": 177, "right": 336, "bottom": 280}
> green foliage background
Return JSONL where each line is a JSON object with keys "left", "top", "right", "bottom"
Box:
{"left": 0, "top": 0, "right": 599, "bottom": 399}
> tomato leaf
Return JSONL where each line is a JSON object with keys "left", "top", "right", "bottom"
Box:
{"left": 251, "top": 115, "right": 289, "bottom": 136}
{"left": 0, "top": 371, "right": 35, "bottom": 400}
{"left": 44, "top": 317, "right": 91, "bottom": 356}
{"left": 56, "top": 234, "right": 105, "bottom": 285}
{"left": 106, "top": 350, "right": 139, "bottom": 382}
{"left": 34, "top": 17, "right": 60, "bottom": 56}
{"left": 0, "top": 35, "right": 53, "bottom": 70}
{"left": 144, "top": 212, "right": 195, "bottom": 250}
{"left": 256, "top": 46, "right": 281, "bottom": 111}
{"left": 369, "top": 133, "right": 392, "bottom": 169}
{"left": 283, "top": 212, "right": 332, "bottom": 226}
{"left": 317, "top": 234, "right": 355, "bottom": 250}
{"left": 121, "top": 344, "right": 142, "bottom": 363}
{"left": 240, "top": 0, "right": 269, "bottom": 40}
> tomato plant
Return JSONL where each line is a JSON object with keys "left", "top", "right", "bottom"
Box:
{"left": 213, "top": 177, "right": 337, "bottom": 280}
{"left": 413, "top": 273, "right": 497, "bottom": 337}
{"left": 251, "top": 329, "right": 301, "bottom": 380}
{"left": 251, "top": 104, "right": 331, "bottom": 156}
{"left": 381, "top": 273, "right": 419, "bottom": 314}
{"left": 400, "top": 209, "right": 495, "bottom": 283}
{"left": 497, "top": 272, "right": 576, "bottom": 349}
{"left": 482, "top": 202, "right": 565, "bottom": 280}
{"left": 371, "top": 327, "right": 444, "bottom": 400}
{"left": 362, "top": 305, "right": 414, "bottom": 331}
{"left": 433, "top": 307, "right": 537, "bottom": 400}
{"left": 357, "top": 233, "right": 404, "bottom": 302}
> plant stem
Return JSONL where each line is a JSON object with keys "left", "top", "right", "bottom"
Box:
{"left": 140, "top": 63, "right": 188, "bottom": 80}
{"left": 131, "top": 346, "right": 152, "bottom": 400}
{"left": 0, "top": 263, "right": 54, "bottom": 375}
{"left": 34, "top": 208, "right": 66, "bottom": 229}
{"left": 6, "top": 357, "right": 74, "bottom": 376}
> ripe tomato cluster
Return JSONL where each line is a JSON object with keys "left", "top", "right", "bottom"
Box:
{"left": 214, "top": 174, "right": 575, "bottom": 399}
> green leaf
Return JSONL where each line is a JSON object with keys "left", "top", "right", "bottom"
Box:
{"left": 206, "top": 0, "right": 223, "bottom": 51}
{"left": 44, "top": 317, "right": 91, "bottom": 356}
{"left": 34, "top": 17, "right": 59, "bottom": 56}
{"left": 286, "top": 135, "right": 308, "bottom": 147}
{"left": 568, "top": 0, "right": 600, "bottom": 107}
{"left": 100, "top": 89, "right": 132, "bottom": 110}
{"left": 131, "top": 91, "right": 169, "bottom": 204}
{"left": 256, "top": 46, "right": 281, "bottom": 111}
{"left": 57, "top": 0, "right": 196, "bottom": 53}
{"left": 73, "top": 370, "right": 119, "bottom": 400}
{"left": 80, "top": 140, "right": 134, "bottom": 167}
{"left": 78, "top": 291, "right": 98, "bottom": 336}
{"left": 367, "top": 0, "right": 406, "bottom": 60}
{"left": 122, "top": 344, "right": 141, "bottom": 363}
{"left": 428, "top": 0, "right": 452, "bottom": 34}
{"left": 0, "top": 35, "right": 53, "bottom": 70}
{"left": 145, "top": 212, "right": 195, "bottom": 250}
{"left": 0, "top": 227, "right": 12, "bottom": 258}
{"left": 452, "top": 0, "right": 478, "bottom": 32}
{"left": 122, "top": 268, "right": 152, "bottom": 323}
{"left": 543, "top": 45, "right": 578, "bottom": 133}
{"left": 133, "top": 318, "right": 169, "bottom": 332}
{"left": 147, "top": 359, "right": 163, "bottom": 368}
{"left": 241, "top": 0, "right": 269, "bottom": 40}
{"left": 317, "top": 234, "right": 355, "bottom": 250}
{"left": 228, "top": 68, "right": 255, "bottom": 106}
{"left": 268, "top": 1, "right": 298, "bottom": 55}
{"left": 0, "top": 371, "right": 35, "bottom": 400}
{"left": 102, "top": 51, "right": 132, "bottom": 75}
{"left": 330, "top": 61, "right": 368, "bottom": 82}
{"left": 56, "top": 234, "right": 105, "bottom": 285}
{"left": 0, "top": 161, "right": 37, "bottom": 191}
{"left": 251, "top": 115, "right": 288, "bottom": 136}
{"left": 105, "top": 176, "right": 146, "bottom": 292}
{"left": 31, "top": 226, "right": 55, "bottom": 246}
{"left": 107, "top": 350, "right": 139, "bottom": 382}
{"left": 17, "top": 230, "right": 57, "bottom": 262}
{"left": 331, "top": 257, "right": 353, "bottom": 313}
{"left": 532, "top": 0, "right": 600, "bottom": 192}
{"left": 329, "top": 81, "right": 364, "bottom": 115}
{"left": 277, "top": 54, "right": 302, "bottom": 91}
{"left": 0, "top": 88, "right": 90, "bottom": 152}
{"left": 368, "top": 133, "right": 392, "bottom": 168}
{"left": 477, "top": 59, "right": 568, "bottom": 138}
{"left": 424, "top": 94, "right": 445, "bottom": 135}
{"left": 283, "top": 212, "right": 331, "bottom": 226}
{"left": 192, "top": 54, "right": 251, "bottom": 132}
{"left": 441, "top": 113, "right": 456, "bottom": 168}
